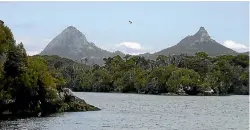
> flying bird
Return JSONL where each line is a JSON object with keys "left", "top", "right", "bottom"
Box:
{"left": 129, "top": 21, "right": 132, "bottom": 24}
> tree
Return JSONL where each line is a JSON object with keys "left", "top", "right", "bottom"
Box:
{"left": 156, "top": 55, "right": 168, "bottom": 67}
{"left": 167, "top": 68, "right": 201, "bottom": 95}
{"left": 232, "top": 54, "right": 249, "bottom": 68}
{"left": 4, "top": 43, "right": 28, "bottom": 77}
{"left": 145, "top": 65, "right": 176, "bottom": 93}
{"left": 195, "top": 52, "right": 208, "bottom": 59}
{"left": 114, "top": 70, "right": 136, "bottom": 93}
{"left": 0, "top": 23, "right": 15, "bottom": 55}
{"left": 124, "top": 54, "right": 131, "bottom": 62}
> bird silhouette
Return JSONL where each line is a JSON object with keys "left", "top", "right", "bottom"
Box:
{"left": 129, "top": 21, "right": 132, "bottom": 24}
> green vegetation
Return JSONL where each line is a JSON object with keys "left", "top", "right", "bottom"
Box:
{"left": 36, "top": 25, "right": 249, "bottom": 96}
{"left": 0, "top": 22, "right": 248, "bottom": 120}
{"left": 0, "top": 23, "right": 100, "bottom": 120}
{"left": 47, "top": 52, "right": 248, "bottom": 96}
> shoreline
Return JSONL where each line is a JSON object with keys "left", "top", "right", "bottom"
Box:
{"left": 0, "top": 107, "right": 101, "bottom": 121}
{"left": 0, "top": 92, "right": 247, "bottom": 121}
{"left": 73, "top": 91, "right": 249, "bottom": 96}
{"left": 0, "top": 91, "right": 101, "bottom": 121}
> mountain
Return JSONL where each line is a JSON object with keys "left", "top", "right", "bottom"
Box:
{"left": 151, "top": 27, "right": 238, "bottom": 58}
{"left": 40, "top": 26, "right": 124, "bottom": 65}
{"left": 40, "top": 26, "right": 240, "bottom": 65}
{"left": 241, "top": 51, "right": 249, "bottom": 55}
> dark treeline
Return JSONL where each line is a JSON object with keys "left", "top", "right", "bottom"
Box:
{"left": 40, "top": 51, "right": 249, "bottom": 96}
{"left": 0, "top": 22, "right": 99, "bottom": 119}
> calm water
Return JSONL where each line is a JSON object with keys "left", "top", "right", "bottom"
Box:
{"left": 0, "top": 92, "right": 249, "bottom": 130}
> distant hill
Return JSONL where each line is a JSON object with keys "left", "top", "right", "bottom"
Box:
{"left": 40, "top": 26, "right": 241, "bottom": 65}
{"left": 241, "top": 51, "right": 249, "bottom": 55}
{"left": 40, "top": 26, "right": 124, "bottom": 65}
{"left": 150, "top": 27, "right": 238, "bottom": 58}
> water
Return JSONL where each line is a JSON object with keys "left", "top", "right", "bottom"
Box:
{"left": 0, "top": 92, "right": 249, "bottom": 130}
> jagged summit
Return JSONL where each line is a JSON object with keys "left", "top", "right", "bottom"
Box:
{"left": 40, "top": 26, "right": 124, "bottom": 65}
{"left": 196, "top": 27, "right": 208, "bottom": 34}
{"left": 62, "top": 26, "right": 79, "bottom": 32}
{"left": 194, "top": 26, "right": 211, "bottom": 41}
{"left": 195, "top": 27, "right": 209, "bottom": 36}
{"left": 66, "top": 26, "right": 77, "bottom": 30}
{"left": 152, "top": 26, "right": 237, "bottom": 57}
{"left": 178, "top": 26, "right": 213, "bottom": 45}
{"left": 61, "top": 26, "right": 84, "bottom": 38}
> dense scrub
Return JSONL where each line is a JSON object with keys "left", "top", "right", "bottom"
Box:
{"left": 42, "top": 51, "right": 249, "bottom": 96}
{"left": 0, "top": 23, "right": 99, "bottom": 120}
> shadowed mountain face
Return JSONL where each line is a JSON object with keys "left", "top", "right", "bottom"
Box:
{"left": 151, "top": 27, "right": 238, "bottom": 58}
{"left": 40, "top": 26, "right": 124, "bottom": 65}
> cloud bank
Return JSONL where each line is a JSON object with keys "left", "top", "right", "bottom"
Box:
{"left": 222, "top": 40, "right": 249, "bottom": 52}
{"left": 117, "top": 42, "right": 142, "bottom": 50}
{"left": 114, "top": 42, "right": 152, "bottom": 55}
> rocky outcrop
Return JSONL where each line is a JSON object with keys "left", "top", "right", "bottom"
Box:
{"left": 0, "top": 88, "right": 100, "bottom": 120}
{"left": 57, "top": 88, "right": 100, "bottom": 113}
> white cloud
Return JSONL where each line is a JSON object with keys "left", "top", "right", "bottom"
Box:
{"left": 26, "top": 51, "right": 40, "bottom": 56}
{"left": 116, "top": 42, "right": 142, "bottom": 50}
{"left": 111, "top": 42, "right": 153, "bottom": 55}
{"left": 222, "top": 40, "right": 249, "bottom": 52}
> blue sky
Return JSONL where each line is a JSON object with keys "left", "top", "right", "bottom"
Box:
{"left": 0, "top": 1, "right": 249, "bottom": 55}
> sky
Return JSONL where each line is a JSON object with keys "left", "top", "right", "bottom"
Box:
{"left": 0, "top": 1, "right": 249, "bottom": 55}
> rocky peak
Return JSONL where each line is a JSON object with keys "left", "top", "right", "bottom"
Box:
{"left": 40, "top": 26, "right": 114, "bottom": 65}
{"left": 197, "top": 27, "right": 207, "bottom": 33}
{"left": 67, "top": 26, "right": 77, "bottom": 29}
{"left": 65, "top": 26, "right": 79, "bottom": 32}
{"left": 61, "top": 26, "right": 84, "bottom": 37}
{"left": 194, "top": 27, "right": 211, "bottom": 41}
{"left": 177, "top": 26, "right": 215, "bottom": 46}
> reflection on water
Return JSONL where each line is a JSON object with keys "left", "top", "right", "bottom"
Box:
{"left": 0, "top": 92, "right": 249, "bottom": 130}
